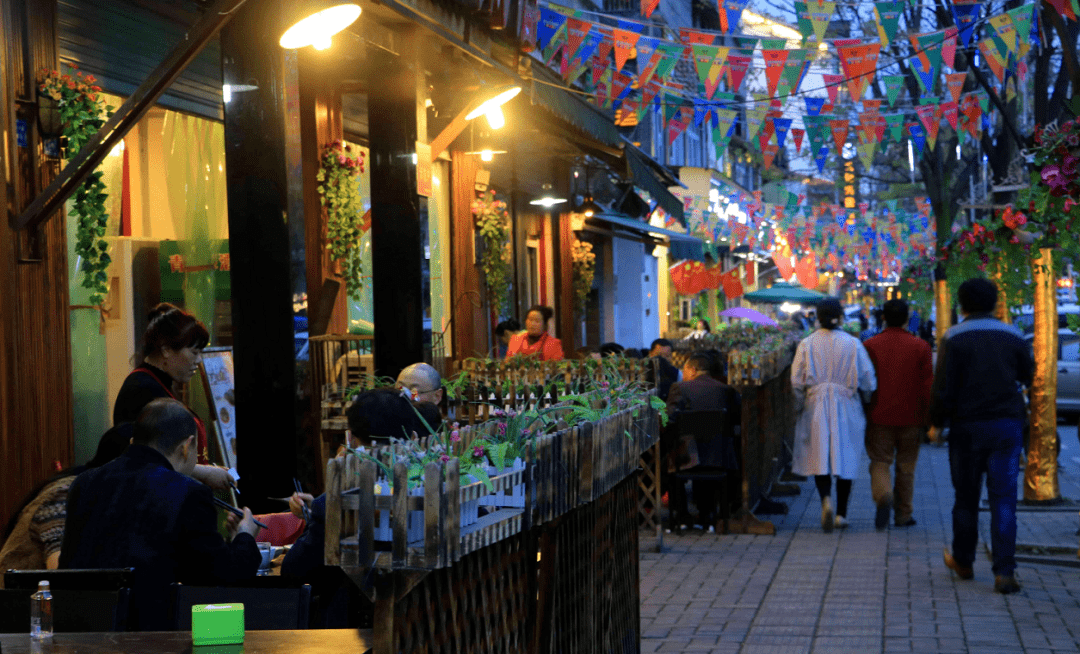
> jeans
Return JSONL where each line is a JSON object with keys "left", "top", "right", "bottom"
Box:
{"left": 948, "top": 418, "right": 1024, "bottom": 576}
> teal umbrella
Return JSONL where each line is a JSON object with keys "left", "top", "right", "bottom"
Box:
{"left": 743, "top": 281, "right": 826, "bottom": 305}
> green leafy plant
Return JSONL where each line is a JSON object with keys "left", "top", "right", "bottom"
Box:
{"left": 471, "top": 190, "right": 512, "bottom": 317}
{"left": 570, "top": 238, "right": 595, "bottom": 312}
{"left": 39, "top": 66, "right": 114, "bottom": 306}
{"left": 317, "top": 141, "right": 366, "bottom": 300}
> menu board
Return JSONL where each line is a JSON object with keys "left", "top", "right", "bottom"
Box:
{"left": 199, "top": 347, "right": 237, "bottom": 471}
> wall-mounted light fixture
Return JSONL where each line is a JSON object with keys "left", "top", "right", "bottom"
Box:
{"left": 464, "top": 85, "right": 521, "bottom": 130}
{"left": 279, "top": 1, "right": 361, "bottom": 50}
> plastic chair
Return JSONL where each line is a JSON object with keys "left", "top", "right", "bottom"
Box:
{"left": 169, "top": 582, "right": 311, "bottom": 630}
{"left": 0, "top": 588, "right": 131, "bottom": 632}
{"left": 669, "top": 410, "right": 737, "bottom": 533}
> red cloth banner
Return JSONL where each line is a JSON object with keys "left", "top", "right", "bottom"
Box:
{"left": 722, "top": 268, "right": 744, "bottom": 300}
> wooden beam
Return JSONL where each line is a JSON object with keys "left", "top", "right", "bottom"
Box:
{"left": 429, "top": 104, "right": 474, "bottom": 161}
{"left": 10, "top": 0, "right": 248, "bottom": 231}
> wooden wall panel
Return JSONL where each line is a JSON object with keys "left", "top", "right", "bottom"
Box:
{"left": 0, "top": 0, "right": 76, "bottom": 530}
{"left": 554, "top": 212, "right": 575, "bottom": 355}
{"left": 449, "top": 152, "right": 488, "bottom": 360}
{"left": 299, "top": 51, "right": 346, "bottom": 337}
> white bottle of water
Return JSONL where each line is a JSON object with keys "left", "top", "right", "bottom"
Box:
{"left": 30, "top": 580, "right": 53, "bottom": 639}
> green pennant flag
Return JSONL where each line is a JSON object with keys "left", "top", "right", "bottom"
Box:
{"left": 796, "top": 1, "right": 835, "bottom": 45}
{"left": 1006, "top": 5, "right": 1034, "bottom": 58}
{"left": 759, "top": 37, "right": 786, "bottom": 50}
{"left": 873, "top": 1, "right": 904, "bottom": 48}
{"left": 744, "top": 94, "right": 770, "bottom": 142}
{"left": 654, "top": 42, "right": 686, "bottom": 83}
{"left": 776, "top": 49, "right": 809, "bottom": 98}
{"left": 883, "top": 74, "right": 905, "bottom": 107}
{"left": 913, "top": 32, "right": 945, "bottom": 81}
{"left": 856, "top": 141, "right": 877, "bottom": 171}
{"left": 885, "top": 114, "right": 905, "bottom": 143}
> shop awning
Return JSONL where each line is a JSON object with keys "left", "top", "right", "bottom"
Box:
{"left": 589, "top": 213, "right": 703, "bottom": 261}
{"left": 624, "top": 145, "right": 686, "bottom": 225}
{"left": 528, "top": 71, "right": 624, "bottom": 149}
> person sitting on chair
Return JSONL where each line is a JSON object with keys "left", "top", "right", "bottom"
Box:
{"left": 664, "top": 355, "right": 741, "bottom": 530}
{"left": 60, "top": 398, "right": 262, "bottom": 630}
{"left": 396, "top": 362, "right": 444, "bottom": 407}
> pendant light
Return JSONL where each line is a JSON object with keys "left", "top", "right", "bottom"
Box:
{"left": 280, "top": 1, "right": 362, "bottom": 50}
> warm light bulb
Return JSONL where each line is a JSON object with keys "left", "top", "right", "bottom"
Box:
{"left": 465, "top": 86, "right": 522, "bottom": 122}
{"left": 279, "top": 4, "right": 361, "bottom": 49}
{"left": 222, "top": 84, "right": 232, "bottom": 103}
{"left": 480, "top": 149, "right": 493, "bottom": 162}
{"left": 485, "top": 107, "right": 505, "bottom": 129}
{"left": 584, "top": 208, "right": 595, "bottom": 218}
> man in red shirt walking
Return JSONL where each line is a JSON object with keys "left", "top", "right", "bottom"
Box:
{"left": 863, "top": 299, "right": 934, "bottom": 530}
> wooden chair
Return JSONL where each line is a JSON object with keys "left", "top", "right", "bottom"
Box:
{"left": 168, "top": 582, "right": 311, "bottom": 630}
{"left": 668, "top": 410, "right": 738, "bottom": 533}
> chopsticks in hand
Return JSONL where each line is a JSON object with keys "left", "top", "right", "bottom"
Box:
{"left": 212, "top": 496, "right": 269, "bottom": 529}
{"left": 293, "top": 478, "right": 312, "bottom": 524}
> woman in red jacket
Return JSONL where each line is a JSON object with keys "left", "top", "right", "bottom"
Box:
{"left": 505, "top": 305, "right": 564, "bottom": 361}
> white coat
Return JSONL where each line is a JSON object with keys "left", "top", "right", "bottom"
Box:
{"left": 790, "top": 328, "right": 877, "bottom": 479}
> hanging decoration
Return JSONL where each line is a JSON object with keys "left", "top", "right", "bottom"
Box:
{"left": 472, "top": 190, "right": 513, "bottom": 316}
{"left": 317, "top": 141, "right": 367, "bottom": 300}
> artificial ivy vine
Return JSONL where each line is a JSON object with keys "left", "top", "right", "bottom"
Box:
{"left": 316, "top": 141, "right": 366, "bottom": 300}
{"left": 40, "top": 67, "right": 114, "bottom": 306}
{"left": 471, "top": 190, "right": 512, "bottom": 317}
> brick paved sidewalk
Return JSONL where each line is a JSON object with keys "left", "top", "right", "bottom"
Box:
{"left": 640, "top": 428, "right": 1080, "bottom": 654}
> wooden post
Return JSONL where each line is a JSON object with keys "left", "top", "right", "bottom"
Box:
{"left": 450, "top": 151, "right": 487, "bottom": 359}
{"left": 1025, "top": 248, "right": 1060, "bottom": 501}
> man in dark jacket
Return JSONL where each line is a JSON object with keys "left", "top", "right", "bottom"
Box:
{"left": 665, "top": 354, "right": 741, "bottom": 529}
{"left": 864, "top": 299, "right": 933, "bottom": 530}
{"left": 646, "top": 338, "right": 680, "bottom": 401}
{"left": 60, "top": 398, "right": 261, "bottom": 629}
{"left": 931, "top": 278, "right": 1033, "bottom": 594}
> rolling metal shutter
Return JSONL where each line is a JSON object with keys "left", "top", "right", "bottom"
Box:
{"left": 57, "top": 0, "right": 223, "bottom": 120}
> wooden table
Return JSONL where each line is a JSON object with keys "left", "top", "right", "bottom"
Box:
{"left": 0, "top": 629, "right": 372, "bottom": 653}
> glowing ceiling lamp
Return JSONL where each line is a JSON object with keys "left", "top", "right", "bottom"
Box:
{"left": 529, "top": 196, "right": 567, "bottom": 208}
{"left": 464, "top": 85, "right": 522, "bottom": 130}
{"left": 280, "top": 2, "right": 362, "bottom": 50}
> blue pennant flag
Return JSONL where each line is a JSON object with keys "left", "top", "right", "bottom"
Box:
{"left": 773, "top": 118, "right": 792, "bottom": 147}
{"left": 814, "top": 145, "right": 829, "bottom": 173}
{"left": 537, "top": 7, "right": 568, "bottom": 54}
{"left": 835, "top": 210, "right": 846, "bottom": 227}
{"left": 950, "top": 2, "right": 982, "bottom": 47}
{"left": 616, "top": 18, "right": 645, "bottom": 33}
{"left": 911, "top": 56, "right": 936, "bottom": 93}
{"left": 908, "top": 123, "right": 927, "bottom": 156}
{"left": 805, "top": 97, "right": 826, "bottom": 116}
{"left": 693, "top": 102, "right": 708, "bottom": 128}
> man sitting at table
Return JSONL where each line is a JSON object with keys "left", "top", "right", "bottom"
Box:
{"left": 60, "top": 398, "right": 262, "bottom": 630}
{"left": 396, "top": 362, "right": 444, "bottom": 407}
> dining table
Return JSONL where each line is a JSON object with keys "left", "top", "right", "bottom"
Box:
{"left": 0, "top": 629, "right": 373, "bottom": 653}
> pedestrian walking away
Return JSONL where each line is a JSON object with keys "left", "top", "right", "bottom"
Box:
{"left": 930, "top": 278, "right": 1034, "bottom": 594}
{"left": 863, "top": 299, "right": 933, "bottom": 530}
{"left": 791, "top": 298, "right": 877, "bottom": 532}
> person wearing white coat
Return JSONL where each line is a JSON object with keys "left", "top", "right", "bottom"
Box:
{"left": 791, "top": 298, "right": 877, "bottom": 532}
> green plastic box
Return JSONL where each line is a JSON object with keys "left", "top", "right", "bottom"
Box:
{"left": 191, "top": 603, "right": 245, "bottom": 646}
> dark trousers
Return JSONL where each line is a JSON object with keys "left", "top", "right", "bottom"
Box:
{"left": 948, "top": 418, "right": 1024, "bottom": 576}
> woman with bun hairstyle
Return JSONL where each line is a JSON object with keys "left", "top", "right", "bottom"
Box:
{"left": 505, "top": 305, "right": 564, "bottom": 361}
{"left": 790, "top": 298, "right": 877, "bottom": 532}
{"left": 113, "top": 303, "right": 231, "bottom": 489}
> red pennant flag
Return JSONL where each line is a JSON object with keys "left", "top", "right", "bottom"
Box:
{"left": 835, "top": 41, "right": 881, "bottom": 101}
{"left": 795, "top": 253, "right": 818, "bottom": 290}
{"left": 722, "top": 268, "right": 744, "bottom": 300}
{"left": 762, "top": 49, "right": 789, "bottom": 98}
{"left": 762, "top": 143, "right": 780, "bottom": 169}
{"left": 945, "top": 72, "right": 966, "bottom": 104}
{"left": 941, "top": 27, "right": 958, "bottom": 69}
{"left": 822, "top": 74, "right": 843, "bottom": 104}
{"left": 731, "top": 221, "right": 749, "bottom": 245}
{"left": 612, "top": 29, "right": 641, "bottom": 73}
{"left": 642, "top": 0, "right": 660, "bottom": 18}
{"left": 726, "top": 54, "right": 751, "bottom": 92}
{"left": 828, "top": 119, "right": 849, "bottom": 157}
{"left": 941, "top": 101, "right": 959, "bottom": 131}
{"left": 791, "top": 128, "right": 805, "bottom": 153}
{"left": 862, "top": 99, "right": 883, "bottom": 113}
{"left": 679, "top": 27, "right": 716, "bottom": 46}
{"left": 564, "top": 18, "right": 592, "bottom": 66}
{"left": 915, "top": 104, "right": 940, "bottom": 148}
{"left": 744, "top": 261, "right": 756, "bottom": 286}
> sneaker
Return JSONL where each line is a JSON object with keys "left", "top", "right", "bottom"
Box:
{"left": 994, "top": 575, "right": 1021, "bottom": 594}
{"left": 834, "top": 515, "right": 849, "bottom": 529}
{"left": 943, "top": 549, "right": 974, "bottom": 580}
{"left": 875, "top": 493, "right": 892, "bottom": 531}
{"left": 821, "top": 496, "right": 834, "bottom": 533}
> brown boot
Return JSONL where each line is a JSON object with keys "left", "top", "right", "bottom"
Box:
{"left": 994, "top": 575, "right": 1021, "bottom": 594}
{"left": 943, "top": 549, "right": 974, "bottom": 580}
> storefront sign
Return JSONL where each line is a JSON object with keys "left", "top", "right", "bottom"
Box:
{"left": 415, "top": 141, "right": 432, "bottom": 197}
{"left": 16, "top": 119, "right": 28, "bottom": 147}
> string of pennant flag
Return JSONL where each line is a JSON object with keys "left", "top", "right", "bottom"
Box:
{"left": 522, "top": 0, "right": 1047, "bottom": 172}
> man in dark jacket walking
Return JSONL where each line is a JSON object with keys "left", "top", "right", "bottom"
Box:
{"left": 864, "top": 299, "right": 933, "bottom": 530}
{"left": 931, "top": 278, "right": 1033, "bottom": 594}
